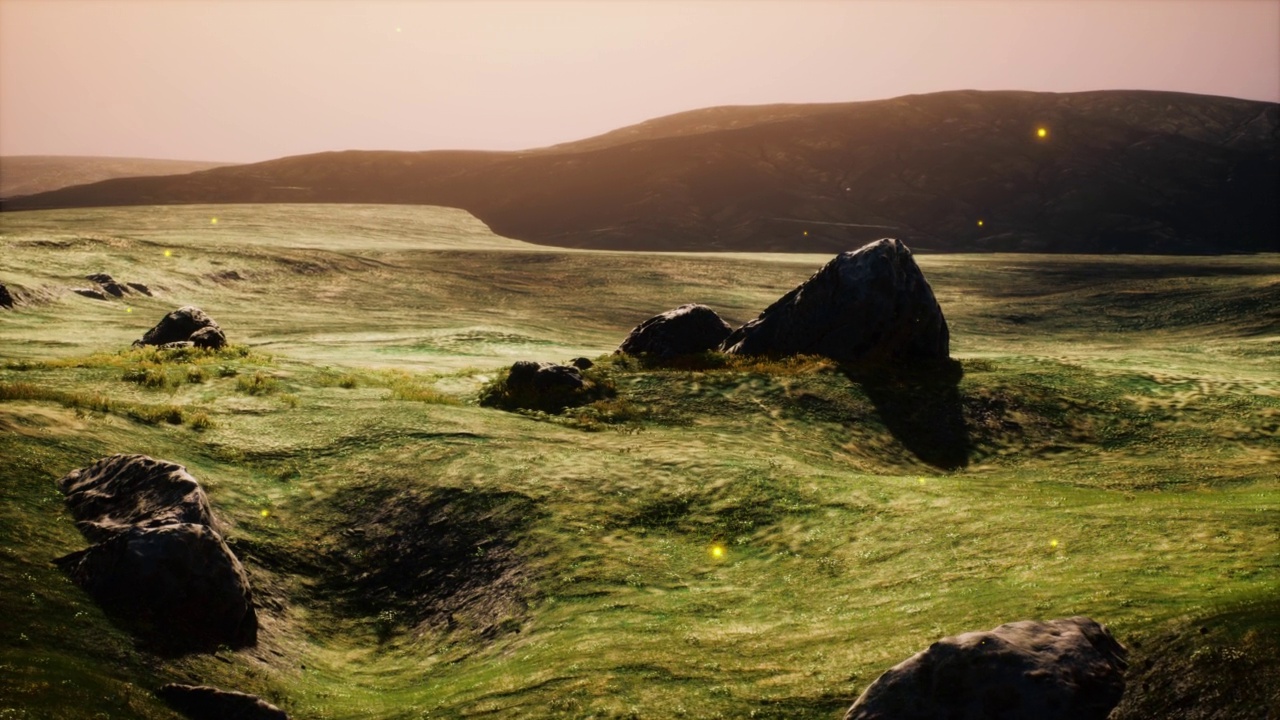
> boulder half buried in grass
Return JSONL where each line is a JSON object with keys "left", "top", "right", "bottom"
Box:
{"left": 54, "top": 454, "right": 257, "bottom": 651}
{"left": 482, "top": 360, "right": 612, "bottom": 412}
{"left": 844, "top": 616, "right": 1128, "bottom": 720}
{"left": 721, "top": 238, "right": 948, "bottom": 366}
{"left": 617, "top": 303, "right": 733, "bottom": 359}
{"left": 135, "top": 306, "right": 225, "bottom": 349}
{"left": 157, "top": 684, "right": 289, "bottom": 720}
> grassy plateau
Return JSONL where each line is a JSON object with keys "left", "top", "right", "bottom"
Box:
{"left": 1, "top": 204, "right": 1277, "bottom": 719}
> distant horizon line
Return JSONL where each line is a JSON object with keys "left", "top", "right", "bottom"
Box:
{"left": 3, "top": 86, "right": 1275, "bottom": 166}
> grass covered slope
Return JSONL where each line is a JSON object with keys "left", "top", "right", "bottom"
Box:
{"left": 1, "top": 204, "right": 1278, "bottom": 719}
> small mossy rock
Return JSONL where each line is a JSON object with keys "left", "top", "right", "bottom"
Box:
{"left": 57, "top": 454, "right": 217, "bottom": 543}
{"left": 135, "top": 306, "right": 222, "bottom": 347}
{"left": 617, "top": 303, "right": 733, "bottom": 359}
{"left": 570, "top": 357, "right": 595, "bottom": 370}
{"left": 0, "top": 282, "right": 13, "bottom": 309}
{"left": 55, "top": 523, "right": 258, "bottom": 651}
{"left": 126, "top": 282, "right": 153, "bottom": 296}
{"left": 190, "top": 325, "right": 227, "bottom": 350}
{"left": 74, "top": 287, "right": 109, "bottom": 301}
{"left": 85, "top": 273, "right": 116, "bottom": 285}
{"left": 508, "top": 360, "right": 585, "bottom": 393}
{"left": 721, "top": 238, "right": 949, "bottom": 365}
{"left": 157, "top": 684, "right": 289, "bottom": 720}
{"left": 844, "top": 616, "right": 1128, "bottom": 720}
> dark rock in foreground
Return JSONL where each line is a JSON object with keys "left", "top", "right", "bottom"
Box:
{"left": 56, "top": 524, "right": 257, "bottom": 650}
{"left": 126, "top": 281, "right": 153, "bottom": 296}
{"left": 570, "top": 357, "right": 594, "bottom": 370}
{"left": 0, "top": 282, "right": 12, "bottom": 309}
{"left": 157, "top": 684, "right": 288, "bottom": 720}
{"left": 617, "top": 303, "right": 733, "bottom": 359}
{"left": 58, "top": 454, "right": 216, "bottom": 543}
{"left": 54, "top": 454, "right": 257, "bottom": 651}
{"left": 845, "top": 616, "right": 1127, "bottom": 720}
{"left": 721, "top": 239, "right": 948, "bottom": 365}
{"left": 135, "top": 306, "right": 224, "bottom": 348}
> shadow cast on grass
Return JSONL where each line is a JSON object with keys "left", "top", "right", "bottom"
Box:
{"left": 841, "top": 358, "right": 970, "bottom": 471}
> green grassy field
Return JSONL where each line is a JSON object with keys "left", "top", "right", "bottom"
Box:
{"left": 1, "top": 205, "right": 1277, "bottom": 719}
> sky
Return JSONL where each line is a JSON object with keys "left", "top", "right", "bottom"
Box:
{"left": 2, "top": 0, "right": 1277, "bottom": 163}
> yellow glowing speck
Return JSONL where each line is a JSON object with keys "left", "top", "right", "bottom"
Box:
{"left": 977, "top": 219, "right": 985, "bottom": 227}
{"left": 210, "top": 218, "right": 218, "bottom": 225}
{"left": 710, "top": 544, "right": 725, "bottom": 559}
{"left": 125, "top": 307, "right": 133, "bottom": 313}
{"left": 164, "top": 249, "right": 172, "bottom": 257}
{"left": 803, "top": 230, "right": 809, "bottom": 236}
{"left": 1037, "top": 127, "right": 1048, "bottom": 139}
{"left": 1049, "top": 538, "right": 1060, "bottom": 548}
{"left": 396, "top": 27, "right": 402, "bottom": 32}
{"left": 917, "top": 476, "right": 926, "bottom": 485}
{"left": 260, "top": 509, "right": 270, "bottom": 518}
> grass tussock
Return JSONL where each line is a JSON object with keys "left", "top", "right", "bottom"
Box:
{"left": 236, "top": 370, "right": 281, "bottom": 396}
{"left": 6, "top": 344, "right": 255, "bottom": 372}
{"left": 377, "top": 370, "right": 460, "bottom": 404}
{"left": 0, "top": 381, "right": 183, "bottom": 425}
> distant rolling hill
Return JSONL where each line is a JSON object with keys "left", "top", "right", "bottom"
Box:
{"left": 0, "top": 156, "right": 236, "bottom": 200}
{"left": 3, "top": 90, "right": 1277, "bottom": 253}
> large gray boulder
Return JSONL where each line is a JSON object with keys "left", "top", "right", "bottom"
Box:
{"left": 54, "top": 454, "right": 257, "bottom": 651}
{"left": 720, "top": 239, "right": 949, "bottom": 365}
{"left": 617, "top": 304, "right": 733, "bottom": 359}
{"left": 158, "top": 684, "right": 289, "bottom": 720}
{"left": 845, "top": 616, "right": 1128, "bottom": 720}
{"left": 135, "top": 306, "right": 224, "bottom": 348}
{"left": 58, "top": 454, "right": 217, "bottom": 543}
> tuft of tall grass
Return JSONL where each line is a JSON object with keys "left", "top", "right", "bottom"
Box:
{"left": 0, "top": 382, "right": 182, "bottom": 425}
{"left": 237, "top": 371, "right": 280, "bottom": 396}
{"left": 5, "top": 344, "right": 256, "bottom": 372}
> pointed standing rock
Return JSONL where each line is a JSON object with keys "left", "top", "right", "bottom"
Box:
{"left": 720, "top": 239, "right": 949, "bottom": 365}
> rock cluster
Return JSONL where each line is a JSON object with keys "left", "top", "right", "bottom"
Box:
{"left": 157, "top": 684, "right": 289, "bottom": 720}
{"left": 54, "top": 454, "right": 257, "bottom": 651}
{"left": 615, "top": 240, "right": 948, "bottom": 366}
{"left": 616, "top": 303, "right": 732, "bottom": 359}
{"left": 844, "top": 616, "right": 1128, "bottom": 720}
{"left": 134, "top": 306, "right": 227, "bottom": 350}
{"left": 73, "top": 273, "right": 152, "bottom": 301}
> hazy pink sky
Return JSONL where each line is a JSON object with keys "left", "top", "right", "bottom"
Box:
{"left": 2, "top": 0, "right": 1277, "bottom": 163}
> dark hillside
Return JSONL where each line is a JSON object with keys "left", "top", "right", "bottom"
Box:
{"left": 4, "top": 90, "right": 1277, "bottom": 253}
